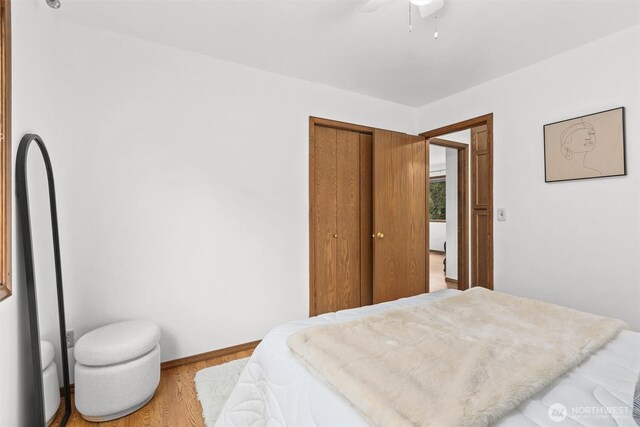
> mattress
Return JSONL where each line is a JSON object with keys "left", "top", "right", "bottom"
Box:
{"left": 216, "top": 289, "right": 640, "bottom": 427}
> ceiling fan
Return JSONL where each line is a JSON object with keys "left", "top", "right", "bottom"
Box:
{"left": 361, "top": 0, "right": 444, "bottom": 18}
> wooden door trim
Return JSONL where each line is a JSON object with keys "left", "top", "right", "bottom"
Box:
{"left": 420, "top": 114, "right": 494, "bottom": 140}
{"left": 429, "top": 137, "right": 468, "bottom": 150}
{"left": 310, "top": 116, "right": 374, "bottom": 135}
{"left": 457, "top": 147, "right": 469, "bottom": 290}
{"left": 309, "top": 118, "right": 317, "bottom": 315}
{"left": 309, "top": 119, "right": 318, "bottom": 316}
{"left": 0, "top": 0, "right": 10, "bottom": 302}
{"left": 421, "top": 114, "right": 493, "bottom": 290}
{"left": 424, "top": 135, "right": 430, "bottom": 294}
{"left": 427, "top": 138, "right": 469, "bottom": 290}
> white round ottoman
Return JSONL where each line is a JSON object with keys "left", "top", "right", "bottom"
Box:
{"left": 74, "top": 320, "right": 161, "bottom": 422}
{"left": 41, "top": 340, "right": 61, "bottom": 426}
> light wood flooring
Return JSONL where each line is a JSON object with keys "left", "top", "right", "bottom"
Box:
{"left": 429, "top": 251, "right": 458, "bottom": 292}
{"left": 52, "top": 347, "right": 254, "bottom": 426}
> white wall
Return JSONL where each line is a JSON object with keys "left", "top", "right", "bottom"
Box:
{"left": 440, "top": 130, "right": 470, "bottom": 282}
{"left": 429, "top": 222, "right": 445, "bottom": 252}
{"left": 46, "top": 20, "right": 415, "bottom": 363}
{"left": 429, "top": 145, "right": 446, "bottom": 252}
{"left": 0, "top": 1, "right": 59, "bottom": 425}
{"left": 417, "top": 25, "right": 640, "bottom": 330}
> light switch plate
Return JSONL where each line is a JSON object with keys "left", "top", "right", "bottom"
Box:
{"left": 497, "top": 208, "right": 507, "bottom": 222}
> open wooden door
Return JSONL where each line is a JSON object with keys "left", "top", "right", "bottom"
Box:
{"left": 471, "top": 125, "right": 492, "bottom": 289}
{"left": 372, "top": 130, "right": 428, "bottom": 303}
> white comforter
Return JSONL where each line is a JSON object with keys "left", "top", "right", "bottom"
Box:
{"left": 217, "top": 290, "right": 640, "bottom": 427}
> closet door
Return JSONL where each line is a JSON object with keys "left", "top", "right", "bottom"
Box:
{"left": 373, "top": 130, "right": 428, "bottom": 303}
{"left": 359, "top": 133, "right": 373, "bottom": 307}
{"left": 336, "top": 130, "right": 361, "bottom": 311}
{"left": 312, "top": 126, "right": 372, "bottom": 315}
{"left": 313, "top": 126, "right": 338, "bottom": 315}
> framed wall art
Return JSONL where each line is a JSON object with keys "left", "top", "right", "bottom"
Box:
{"left": 544, "top": 107, "right": 625, "bottom": 183}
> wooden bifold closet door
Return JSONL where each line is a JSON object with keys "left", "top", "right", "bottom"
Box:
{"left": 311, "top": 121, "right": 428, "bottom": 316}
{"left": 312, "top": 126, "right": 372, "bottom": 315}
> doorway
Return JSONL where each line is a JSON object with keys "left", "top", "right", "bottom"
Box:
{"left": 421, "top": 114, "right": 494, "bottom": 290}
{"left": 428, "top": 138, "right": 469, "bottom": 291}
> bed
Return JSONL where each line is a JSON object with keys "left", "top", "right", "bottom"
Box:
{"left": 216, "top": 289, "right": 640, "bottom": 426}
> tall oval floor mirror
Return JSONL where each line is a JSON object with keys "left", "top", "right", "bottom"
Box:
{"left": 16, "top": 134, "right": 71, "bottom": 426}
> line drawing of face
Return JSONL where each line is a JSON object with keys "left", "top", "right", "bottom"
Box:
{"left": 560, "top": 122, "right": 596, "bottom": 160}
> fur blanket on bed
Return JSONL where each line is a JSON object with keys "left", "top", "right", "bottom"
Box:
{"left": 288, "top": 288, "right": 627, "bottom": 427}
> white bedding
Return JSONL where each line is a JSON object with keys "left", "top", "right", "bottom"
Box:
{"left": 217, "top": 290, "right": 640, "bottom": 427}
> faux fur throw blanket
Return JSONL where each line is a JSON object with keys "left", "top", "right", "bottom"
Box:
{"left": 288, "top": 288, "right": 627, "bottom": 427}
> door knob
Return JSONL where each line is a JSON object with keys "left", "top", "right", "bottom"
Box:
{"left": 333, "top": 234, "right": 338, "bottom": 238}
{"left": 376, "top": 232, "right": 384, "bottom": 239}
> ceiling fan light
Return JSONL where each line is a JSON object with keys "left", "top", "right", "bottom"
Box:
{"left": 410, "top": 0, "right": 434, "bottom": 6}
{"left": 418, "top": 0, "right": 443, "bottom": 18}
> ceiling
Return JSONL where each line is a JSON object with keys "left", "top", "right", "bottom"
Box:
{"left": 57, "top": 0, "right": 639, "bottom": 107}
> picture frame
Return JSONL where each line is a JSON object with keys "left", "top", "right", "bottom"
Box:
{"left": 543, "top": 107, "right": 626, "bottom": 183}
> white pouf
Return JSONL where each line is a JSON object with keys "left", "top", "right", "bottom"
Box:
{"left": 41, "top": 340, "right": 61, "bottom": 426}
{"left": 74, "top": 320, "right": 161, "bottom": 422}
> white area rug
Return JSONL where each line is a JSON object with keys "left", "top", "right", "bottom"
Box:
{"left": 195, "top": 358, "right": 249, "bottom": 426}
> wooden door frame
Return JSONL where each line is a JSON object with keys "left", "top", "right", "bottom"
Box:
{"left": 0, "top": 0, "right": 10, "bottom": 302}
{"left": 428, "top": 138, "right": 469, "bottom": 290}
{"left": 309, "top": 117, "right": 375, "bottom": 316}
{"left": 420, "top": 113, "right": 494, "bottom": 290}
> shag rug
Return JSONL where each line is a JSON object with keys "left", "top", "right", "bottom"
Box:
{"left": 195, "top": 358, "right": 249, "bottom": 427}
{"left": 288, "top": 287, "right": 627, "bottom": 427}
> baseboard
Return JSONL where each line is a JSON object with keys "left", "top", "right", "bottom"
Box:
{"left": 430, "top": 250, "right": 445, "bottom": 255}
{"left": 59, "top": 383, "right": 74, "bottom": 397}
{"left": 160, "top": 339, "right": 261, "bottom": 370}
{"left": 445, "top": 277, "right": 458, "bottom": 285}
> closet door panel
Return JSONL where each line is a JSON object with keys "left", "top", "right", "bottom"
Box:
{"left": 372, "top": 130, "right": 397, "bottom": 302}
{"left": 336, "top": 130, "right": 361, "bottom": 310}
{"left": 373, "top": 130, "right": 427, "bottom": 303}
{"left": 313, "top": 126, "right": 338, "bottom": 314}
{"left": 359, "top": 133, "right": 373, "bottom": 307}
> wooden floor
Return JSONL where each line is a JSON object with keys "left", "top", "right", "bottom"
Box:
{"left": 53, "top": 347, "right": 255, "bottom": 426}
{"left": 429, "top": 252, "right": 457, "bottom": 292}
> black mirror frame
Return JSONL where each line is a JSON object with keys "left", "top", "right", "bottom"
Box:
{"left": 16, "top": 133, "right": 71, "bottom": 426}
